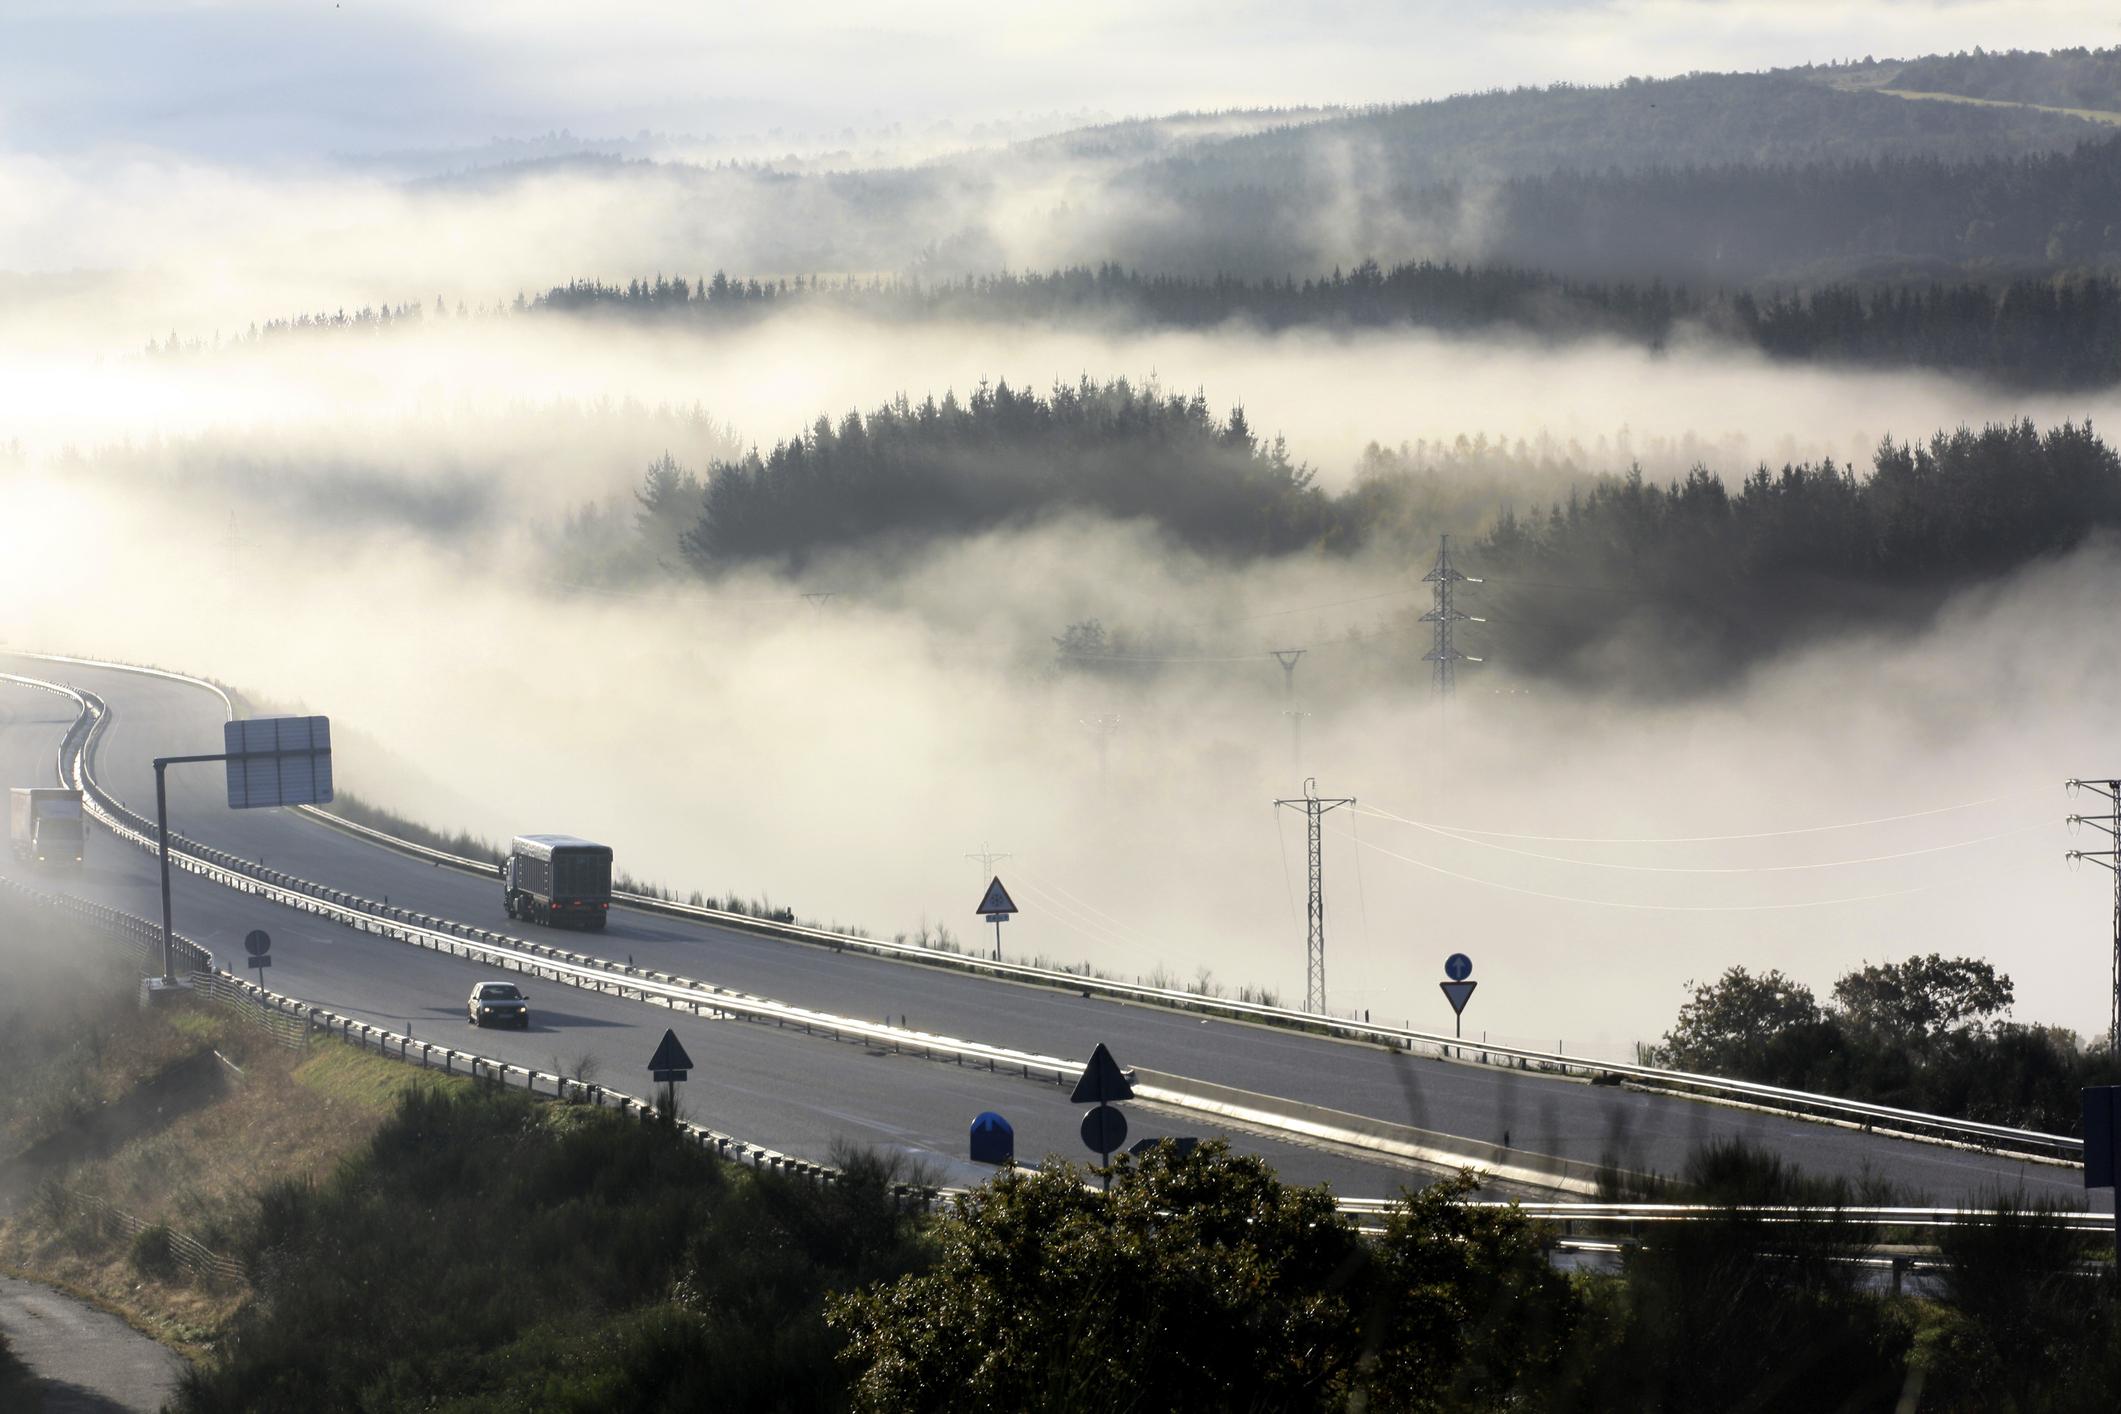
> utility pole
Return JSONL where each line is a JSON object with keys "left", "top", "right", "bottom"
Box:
{"left": 1273, "top": 649, "right": 1306, "bottom": 769}
{"left": 801, "top": 591, "right": 836, "bottom": 621}
{"left": 1421, "top": 534, "right": 1485, "bottom": 705}
{"left": 1274, "top": 777, "right": 1355, "bottom": 1015}
{"left": 1080, "top": 714, "right": 1120, "bottom": 780}
{"left": 2066, "top": 778, "right": 2121, "bottom": 1056}
{"left": 1272, "top": 649, "right": 1305, "bottom": 697}
{"left": 965, "top": 843, "right": 1011, "bottom": 874}
{"left": 1283, "top": 709, "right": 1310, "bottom": 769}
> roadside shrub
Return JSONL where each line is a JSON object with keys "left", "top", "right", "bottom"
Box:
{"left": 176, "top": 1086, "right": 924, "bottom": 1412}
{"left": 1916, "top": 1199, "right": 2119, "bottom": 1412}
{"left": 1571, "top": 1140, "right": 1913, "bottom": 1410}
{"left": 129, "top": 1223, "right": 180, "bottom": 1282}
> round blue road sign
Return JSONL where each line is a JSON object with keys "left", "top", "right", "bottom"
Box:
{"left": 1444, "top": 952, "right": 1472, "bottom": 981}
{"left": 1081, "top": 1104, "right": 1128, "bottom": 1157}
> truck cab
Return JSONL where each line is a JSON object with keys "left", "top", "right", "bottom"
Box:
{"left": 502, "top": 834, "right": 613, "bottom": 931}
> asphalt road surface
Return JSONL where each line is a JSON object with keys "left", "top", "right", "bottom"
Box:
{"left": 0, "top": 1276, "right": 187, "bottom": 1413}
{"left": 2, "top": 658, "right": 2105, "bottom": 1208}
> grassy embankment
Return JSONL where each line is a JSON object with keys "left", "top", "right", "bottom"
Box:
{"left": 0, "top": 890, "right": 470, "bottom": 1360}
{"left": 0, "top": 887, "right": 933, "bottom": 1409}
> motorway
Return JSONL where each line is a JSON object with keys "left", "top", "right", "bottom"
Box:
{"left": 2, "top": 657, "right": 2108, "bottom": 1207}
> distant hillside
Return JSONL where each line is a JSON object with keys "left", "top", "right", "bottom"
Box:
{"left": 1131, "top": 70, "right": 2103, "bottom": 194}
{"left": 1085, "top": 70, "right": 2118, "bottom": 280}
{"left": 1807, "top": 48, "right": 2121, "bottom": 121}
{"left": 319, "top": 53, "right": 2121, "bottom": 292}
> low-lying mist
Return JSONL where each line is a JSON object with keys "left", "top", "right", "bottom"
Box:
{"left": 5, "top": 439, "right": 2115, "bottom": 1054}
{"left": 20, "top": 308, "right": 2121, "bottom": 498}
{"left": 12, "top": 160, "right": 2121, "bottom": 1052}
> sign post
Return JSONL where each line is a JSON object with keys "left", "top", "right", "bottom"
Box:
{"left": 1440, "top": 953, "right": 1476, "bottom": 1047}
{"left": 2086, "top": 1085, "right": 2119, "bottom": 1267}
{"left": 1070, "top": 1042, "right": 1134, "bottom": 1189}
{"left": 243, "top": 928, "right": 272, "bottom": 992}
{"left": 152, "top": 715, "right": 332, "bottom": 989}
{"left": 975, "top": 876, "right": 1018, "bottom": 963}
{"left": 648, "top": 1028, "right": 693, "bottom": 1122}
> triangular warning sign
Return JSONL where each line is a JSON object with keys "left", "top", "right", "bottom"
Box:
{"left": 1439, "top": 980, "right": 1477, "bottom": 1015}
{"left": 1069, "top": 1042, "right": 1134, "bottom": 1104}
{"left": 975, "top": 876, "right": 1018, "bottom": 916}
{"left": 646, "top": 1028, "right": 694, "bottom": 1075}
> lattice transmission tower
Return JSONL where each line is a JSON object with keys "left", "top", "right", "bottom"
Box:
{"left": 1420, "top": 534, "right": 1484, "bottom": 701}
{"left": 2066, "top": 777, "right": 2121, "bottom": 1055}
{"left": 1274, "top": 777, "right": 1355, "bottom": 1014}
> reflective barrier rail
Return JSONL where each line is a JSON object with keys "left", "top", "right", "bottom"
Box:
{"left": 2, "top": 661, "right": 2086, "bottom": 1169}
{"left": 1, "top": 862, "right": 2103, "bottom": 1238}
{"left": 298, "top": 756, "right": 2087, "bottom": 1166}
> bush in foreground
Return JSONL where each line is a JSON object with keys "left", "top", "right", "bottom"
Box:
{"left": 177, "top": 1086, "right": 925, "bottom": 1412}
{"left": 828, "top": 1144, "right": 1578, "bottom": 1412}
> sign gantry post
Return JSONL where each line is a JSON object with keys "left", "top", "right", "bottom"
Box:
{"left": 153, "top": 715, "right": 332, "bottom": 988}
{"left": 975, "top": 876, "right": 1018, "bottom": 963}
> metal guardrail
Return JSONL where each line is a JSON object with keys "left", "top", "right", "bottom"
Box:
{"left": 4, "top": 839, "right": 2102, "bottom": 1240}
{"left": 13, "top": 674, "right": 1099, "bottom": 1080}
{"left": 3, "top": 658, "right": 2087, "bottom": 1167}
{"left": 296, "top": 764, "right": 2088, "bottom": 1167}
{"left": 0, "top": 863, "right": 893, "bottom": 1201}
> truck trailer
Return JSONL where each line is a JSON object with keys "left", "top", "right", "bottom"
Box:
{"left": 10, "top": 787, "right": 85, "bottom": 866}
{"left": 502, "top": 834, "right": 612, "bottom": 930}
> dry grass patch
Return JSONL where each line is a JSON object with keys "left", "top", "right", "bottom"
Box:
{"left": 0, "top": 1010, "right": 466, "bottom": 1361}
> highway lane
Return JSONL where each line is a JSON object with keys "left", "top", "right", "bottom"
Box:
{"left": 7, "top": 656, "right": 2106, "bottom": 1207}
{"left": 0, "top": 676, "right": 1451, "bottom": 1196}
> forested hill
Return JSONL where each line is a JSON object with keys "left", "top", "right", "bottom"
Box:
{"left": 210, "top": 260, "right": 2121, "bottom": 393}
{"left": 1136, "top": 69, "right": 2103, "bottom": 198}
{"left": 1108, "top": 126, "right": 2121, "bottom": 284}
{"left": 647, "top": 377, "right": 1332, "bottom": 571}
{"left": 1475, "top": 420, "right": 2121, "bottom": 685}
{"left": 368, "top": 57, "right": 2121, "bottom": 286}
{"left": 641, "top": 399, "right": 2121, "bottom": 690}
{"left": 1808, "top": 48, "right": 2121, "bottom": 118}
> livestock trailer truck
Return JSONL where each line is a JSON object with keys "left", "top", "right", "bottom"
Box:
{"left": 502, "top": 834, "right": 613, "bottom": 930}
{"left": 10, "top": 787, "right": 85, "bottom": 866}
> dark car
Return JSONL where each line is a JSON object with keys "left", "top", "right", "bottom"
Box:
{"left": 467, "top": 980, "right": 530, "bottom": 1029}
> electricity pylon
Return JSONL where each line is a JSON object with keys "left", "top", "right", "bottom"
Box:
{"left": 1274, "top": 777, "right": 1355, "bottom": 1015}
{"left": 1421, "top": 534, "right": 1485, "bottom": 702}
{"left": 2066, "top": 778, "right": 2121, "bottom": 1055}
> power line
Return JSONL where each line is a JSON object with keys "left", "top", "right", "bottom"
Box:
{"left": 1014, "top": 876, "right": 1139, "bottom": 950}
{"left": 1353, "top": 835, "right": 1940, "bottom": 913}
{"left": 1354, "top": 805, "right": 2046, "bottom": 874}
{"left": 1357, "top": 794, "right": 2025, "bottom": 846}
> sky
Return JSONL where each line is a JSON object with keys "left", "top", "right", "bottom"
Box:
{"left": 1, "top": 1, "right": 2116, "bottom": 162}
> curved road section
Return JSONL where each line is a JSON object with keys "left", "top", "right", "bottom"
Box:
{"left": 1, "top": 656, "right": 2102, "bottom": 1207}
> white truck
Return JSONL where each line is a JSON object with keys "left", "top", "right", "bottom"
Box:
{"left": 10, "top": 787, "right": 85, "bottom": 866}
